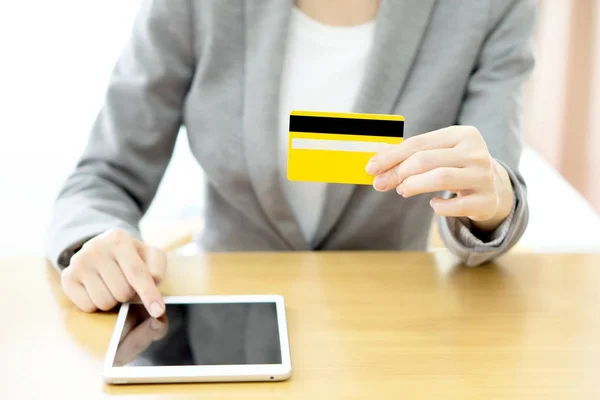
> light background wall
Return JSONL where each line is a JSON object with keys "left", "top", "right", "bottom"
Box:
{"left": 0, "top": 1, "right": 204, "bottom": 256}
{"left": 524, "top": 0, "right": 600, "bottom": 212}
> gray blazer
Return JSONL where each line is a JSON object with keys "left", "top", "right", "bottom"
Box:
{"left": 46, "top": 0, "right": 536, "bottom": 270}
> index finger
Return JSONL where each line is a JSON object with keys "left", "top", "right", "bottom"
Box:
{"left": 115, "top": 244, "right": 165, "bottom": 318}
{"left": 140, "top": 246, "right": 167, "bottom": 286}
{"left": 366, "top": 127, "right": 459, "bottom": 175}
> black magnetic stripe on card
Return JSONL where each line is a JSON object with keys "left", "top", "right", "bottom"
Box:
{"left": 289, "top": 115, "right": 404, "bottom": 138}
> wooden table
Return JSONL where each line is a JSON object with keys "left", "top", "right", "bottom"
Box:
{"left": 1, "top": 251, "right": 600, "bottom": 399}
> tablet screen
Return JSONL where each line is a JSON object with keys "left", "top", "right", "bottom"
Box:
{"left": 112, "top": 302, "right": 283, "bottom": 367}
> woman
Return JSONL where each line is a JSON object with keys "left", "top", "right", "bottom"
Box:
{"left": 47, "top": 0, "right": 535, "bottom": 317}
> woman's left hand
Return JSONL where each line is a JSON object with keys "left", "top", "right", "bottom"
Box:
{"left": 365, "top": 126, "right": 514, "bottom": 231}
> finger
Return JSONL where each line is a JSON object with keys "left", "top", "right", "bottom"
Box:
{"left": 114, "top": 244, "right": 165, "bottom": 318}
{"left": 366, "top": 127, "right": 459, "bottom": 175}
{"left": 372, "top": 148, "right": 464, "bottom": 191}
{"left": 61, "top": 269, "right": 96, "bottom": 313}
{"left": 397, "top": 167, "right": 485, "bottom": 197}
{"left": 83, "top": 273, "right": 119, "bottom": 311}
{"left": 430, "top": 195, "right": 493, "bottom": 220}
{"left": 139, "top": 246, "right": 167, "bottom": 285}
{"left": 119, "top": 298, "right": 162, "bottom": 342}
{"left": 97, "top": 258, "right": 136, "bottom": 303}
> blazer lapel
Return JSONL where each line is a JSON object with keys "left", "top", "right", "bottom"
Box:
{"left": 313, "top": 0, "right": 438, "bottom": 247}
{"left": 242, "top": 0, "right": 309, "bottom": 250}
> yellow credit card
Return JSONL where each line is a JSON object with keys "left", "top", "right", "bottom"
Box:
{"left": 287, "top": 110, "right": 404, "bottom": 185}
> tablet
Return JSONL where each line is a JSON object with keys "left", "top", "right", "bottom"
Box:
{"left": 102, "top": 295, "right": 292, "bottom": 384}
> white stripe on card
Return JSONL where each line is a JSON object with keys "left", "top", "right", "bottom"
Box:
{"left": 291, "top": 138, "right": 392, "bottom": 153}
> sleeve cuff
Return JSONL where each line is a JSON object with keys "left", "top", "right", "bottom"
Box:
{"left": 46, "top": 221, "right": 141, "bottom": 272}
{"left": 437, "top": 159, "right": 529, "bottom": 267}
{"left": 446, "top": 193, "right": 517, "bottom": 249}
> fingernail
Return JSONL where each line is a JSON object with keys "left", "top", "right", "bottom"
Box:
{"left": 365, "top": 160, "right": 378, "bottom": 175}
{"left": 397, "top": 186, "right": 404, "bottom": 196}
{"left": 150, "top": 301, "right": 163, "bottom": 318}
{"left": 151, "top": 318, "right": 161, "bottom": 330}
{"left": 373, "top": 175, "right": 386, "bottom": 191}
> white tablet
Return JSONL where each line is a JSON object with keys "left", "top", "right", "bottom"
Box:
{"left": 102, "top": 295, "right": 292, "bottom": 384}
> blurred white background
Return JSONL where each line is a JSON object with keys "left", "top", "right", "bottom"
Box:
{"left": 0, "top": 1, "right": 204, "bottom": 256}
{"left": 0, "top": 1, "right": 599, "bottom": 257}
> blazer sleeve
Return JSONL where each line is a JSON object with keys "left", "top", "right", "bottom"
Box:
{"left": 437, "top": 0, "right": 536, "bottom": 266}
{"left": 45, "top": 0, "right": 196, "bottom": 271}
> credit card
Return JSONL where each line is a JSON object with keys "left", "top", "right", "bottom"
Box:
{"left": 287, "top": 110, "right": 404, "bottom": 185}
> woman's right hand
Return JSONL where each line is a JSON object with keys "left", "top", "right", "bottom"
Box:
{"left": 60, "top": 229, "right": 167, "bottom": 317}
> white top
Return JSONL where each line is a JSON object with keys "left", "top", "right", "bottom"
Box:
{"left": 278, "top": 7, "right": 376, "bottom": 244}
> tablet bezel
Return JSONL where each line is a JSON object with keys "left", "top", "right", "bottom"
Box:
{"left": 102, "top": 295, "right": 292, "bottom": 384}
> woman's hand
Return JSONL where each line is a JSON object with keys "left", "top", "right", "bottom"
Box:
{"left": 61, "top": 229, "right": 167, "bottom": 317}
{"left": 365, "top": 126, "right": 514, "bottom": 231}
